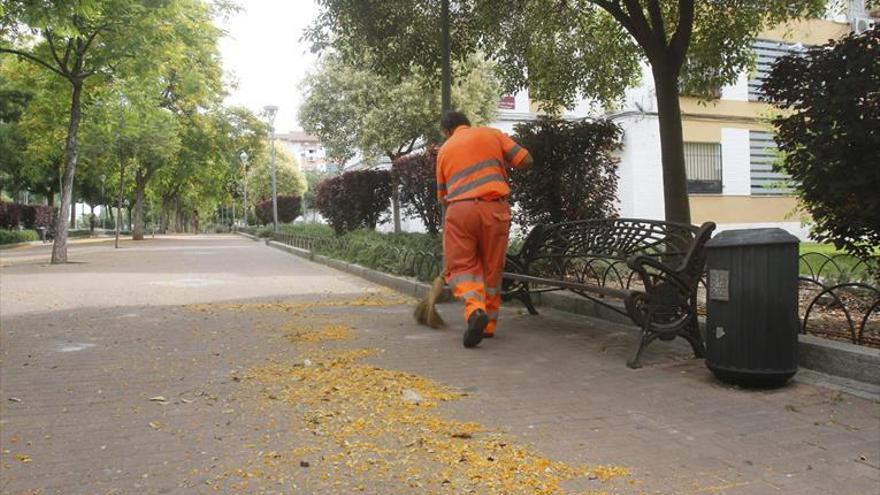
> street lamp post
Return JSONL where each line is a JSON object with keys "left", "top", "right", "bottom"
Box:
{"left": 239, "top": 151, "right": 249, "bottom": 227}
{"left": 263, "top": 105, "right": 279, "bottom": 231}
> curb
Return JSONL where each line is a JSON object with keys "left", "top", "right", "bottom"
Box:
{"left": 235, "top": 231, "right": 262, "bottom": 242}
{"left": 797, "top": 334, "right": 880, "bottom": 385}
{"left": 263, "top": 239, "right": 879, "bottom": 386}
{"left": 536, "top": 289, "right": 880, "bottom": 385}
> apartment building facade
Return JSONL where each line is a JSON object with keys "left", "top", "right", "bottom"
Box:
{"left": 275, "top": 131, "right": 334, "bottom": 173}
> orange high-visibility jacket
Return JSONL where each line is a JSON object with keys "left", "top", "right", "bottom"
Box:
{"left": 436, "top": 125, "right": 529, "bottom": 204}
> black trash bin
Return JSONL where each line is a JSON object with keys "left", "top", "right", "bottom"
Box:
{"left": 704, "top": 228, "right": 800, "bottom": 387}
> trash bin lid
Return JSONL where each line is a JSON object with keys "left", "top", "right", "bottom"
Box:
{"left": 706, "top": 228, "right": 799, "bottom": 248}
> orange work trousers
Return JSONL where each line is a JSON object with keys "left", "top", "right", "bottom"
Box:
{"left": 443, "top": 199, "right": 511, "bottom": 335}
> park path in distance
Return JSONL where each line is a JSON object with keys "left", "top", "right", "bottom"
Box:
{"left": 1, "top": 234, "right": 878, "bottom": 494}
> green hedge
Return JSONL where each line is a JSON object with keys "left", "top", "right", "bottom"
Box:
{"left": 0, "top": 229, "right": 40, "bottom": 245}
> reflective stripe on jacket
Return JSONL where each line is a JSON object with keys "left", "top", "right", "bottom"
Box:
{"left": 436, "top": 125, "right": 529, "bottom": 204}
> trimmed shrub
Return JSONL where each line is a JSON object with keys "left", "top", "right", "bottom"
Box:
{"left": 254, "top": 199, "right": 272, "bottom": 226}
{"left": 254, "top": 195, "right": 303, "bottom": 225}
{"left": 31, "top": 205, "right": 55, "bottom": 229}
{"left": 393, "top": 146, "right": 442, "bottom": 235}
{"left": 0, "top": 229, "right": 39, "bottom": 245}
{"left": 0, "top": 203, "right": 57, "bottom": 229}
{"left": 509, "top": 117, "right": 622, "bottom": 229}
{"left": 0, "top": 202, "right": 22, "bottom": 229}
{"left": 315, "top": 169, "right": 393, "bottom": 235}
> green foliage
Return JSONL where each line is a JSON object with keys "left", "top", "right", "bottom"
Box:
{"left": 302, "top": 169, "right": 334, "bottom": 214}
{"left": 299, "top": 52, "right": 500, "bottom": 163}
{"left": 281, "top": 224, "right": 442, "bottom": 281}
{"left": 761, "top": 26, "right": 880, "bottom": 263}
{"left": 1, "top": 0, "right": 234, "bottom": 248}
{"left": 308, "top": 0, "right": 828, "bottom": 224}
{"left": 0, "top": 229, "right": 39, "bottom": 244}
{"left": 278, "top": 223, "right": 335, "bottom": 237}
{"left": 315, "top": 169, "right": 393, "bottom": 234}
{"left": 509, "top": 117, "right": 622, "bottom": 229}
{"left": 248, "top": 143, "right": 307, "bottom": 203}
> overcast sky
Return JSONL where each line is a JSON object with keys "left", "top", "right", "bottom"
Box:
{"left": 216, "top": 0, "right": 320, "bottom": 133}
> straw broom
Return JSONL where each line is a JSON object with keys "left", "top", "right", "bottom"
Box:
{"left": 414, "top": 275, "right": 446, "bottom": 328}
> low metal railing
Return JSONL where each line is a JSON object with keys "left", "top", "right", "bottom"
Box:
{"left": 798, "top": 252, "right": 879, "bottom": 346}
{"left": 272, "top": 233, "right": 443, "bottom": 282}
{"left": 270, "top": 231, "right": 879, "bottom": 347}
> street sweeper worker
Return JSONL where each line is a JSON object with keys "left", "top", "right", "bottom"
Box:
{"left": 436, "top": 110, "right": 533, "bottom": 348}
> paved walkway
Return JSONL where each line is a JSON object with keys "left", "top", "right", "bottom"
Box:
{"left": 1, "top": 235, "right": 877, "bottom": 494}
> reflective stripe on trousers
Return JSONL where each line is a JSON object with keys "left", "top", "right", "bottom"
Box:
{"left": 443, "top": 200, "right": 511, "bottom": 329}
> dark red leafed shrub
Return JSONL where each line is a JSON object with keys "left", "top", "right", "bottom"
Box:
{"left": 31, "top": 205, "right": 56, "bottom": 229}
{"left": 509, "top": 117, "right": 621, "bottom": 230}
{"left": 0, "top": 203, "right": 11, "bottom": 229}
{"left": 316, "top": 169, "right": 392, "bottom": 235}
{"left": 0, "top": 203, "right": 57, "bottom": 229}
{"left": 761, "top": 26, "right": 880, "bottom": 263}
{"left": 0, "top": 202, "right": 22, "bottom": 229}
{"left": 277, "top": 195, "right": 303, "bottom": 223}
{"left": 392, "top": 147, "right": 442, "bottom": 235}
{"left": 255, "top": 195, "right": 304, "bottom": 225}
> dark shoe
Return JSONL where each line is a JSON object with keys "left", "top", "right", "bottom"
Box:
{"left": 463, "top": 310, "right": 488, "bottom": 348}
{"left": 482, "top": 332, "right": 494, "bottom": 338}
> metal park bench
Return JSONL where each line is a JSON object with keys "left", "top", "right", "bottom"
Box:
{"left": 502, "top": 218, "right": 716, "bottom": 368}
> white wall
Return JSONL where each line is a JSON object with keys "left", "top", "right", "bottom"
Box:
{"left": 613, "top": 113, "right": 665, "bottom": 220}
{"left": 720, "top": 128, "right": 751, "bottom": 195}
{"left": 721, "top": 71, "right": 750, "bottom": 102}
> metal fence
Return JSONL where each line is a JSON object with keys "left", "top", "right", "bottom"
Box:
{"left": 798, "top": 252, "right": 879, "bottom": 346}
{"left": 272, "top": 233, "right": 443, "bottom": 282}
{"left": 269, "top": 231, "right": 879, "bottom": 347}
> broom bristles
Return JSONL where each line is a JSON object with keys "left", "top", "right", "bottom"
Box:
{"left": 414, "top": 276, "right": 446, "bottom": 328}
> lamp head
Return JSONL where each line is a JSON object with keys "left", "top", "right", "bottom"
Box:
{"left": 262, "top": 105, "right": 278, "bottom": 125}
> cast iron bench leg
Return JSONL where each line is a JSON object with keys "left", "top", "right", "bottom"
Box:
{"left": 682, "top": 319, "right": 705, "bottom": 358}
{"left": 520, "top": 285, "right": 539, "bottom": 315}
{"left": 627, "top": 309, "right": 659, "bottom": 369}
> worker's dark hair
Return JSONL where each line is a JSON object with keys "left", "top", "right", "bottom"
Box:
{"left": 440, "top": 110, "right": 471, "bottom": 132}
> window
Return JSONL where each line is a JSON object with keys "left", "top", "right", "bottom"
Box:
{"left": 749, "top": 131, "right": 790, "bottom": 195}
{"left": 684, "top": 142, "right": 722, "bottom": 194}
{"left": 748, "top": 40, "right": 804, "bottom": 101}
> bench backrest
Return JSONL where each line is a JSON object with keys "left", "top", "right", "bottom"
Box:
{"left": 516, "top": 218, "right": 714, "bottom": 290}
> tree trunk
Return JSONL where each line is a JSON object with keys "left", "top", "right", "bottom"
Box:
{"left": 70, "top": 183, "right": 76, "bottom": 229}
{"left": 47, "top": 187, "right": 55, "bottom": 207}
{"left": 392, "top": 178, "right": 402, "bottom": 233}
{"left": 652, "top": 66, "right": 691, "bottom": 224}
{"left": 127, "top": 206, "right": 132, "bottom": 233}
{"left": 115, "top": 159, "right": 125, "bottom": 249}
{"left": 51, "top": 81, "right": 83, "bottom": 263}
{"left": 89, "top": 204, "right": 96, "bottom": 236}
{"left": 388, "top": 155, "right": 402, "bottom": 233}
{"left": 133, "top": 169, "right": 147, "bottom": 240}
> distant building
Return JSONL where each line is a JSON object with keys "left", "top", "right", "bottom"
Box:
{"left": 275, "top": 131, "right": 334, "bottom": 173}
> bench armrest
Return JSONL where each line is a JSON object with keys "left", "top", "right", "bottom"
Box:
{"left": 626, "top": 254, "right": 692, "bottom": 295}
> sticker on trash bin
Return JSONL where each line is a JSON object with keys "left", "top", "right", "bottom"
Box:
{"left": 709, "top": 269, "right": 730, "bottom": 301}
{"left": 715, "top": 327, "right": 726, "bottom": 339}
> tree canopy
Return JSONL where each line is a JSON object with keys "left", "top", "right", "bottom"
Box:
{"left": 308, "top": 0, "right": 828, "bottom": 224}
{"left": 299, "top": 52, "right": 500, "bottom": 164}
